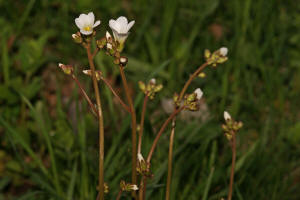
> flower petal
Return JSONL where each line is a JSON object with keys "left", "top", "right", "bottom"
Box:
{"left": 75, "top": 18, "right": 84, "bottom": 29}
{"left": 116, "top": 16, "right": 129, "bottom": 33}
{"left": 87, "top": 12, "right": 95, "bottom": 24}
{"left": 93, "top": 20, "right": 101, "bottom": 28}
{"left": 126, "top": 20, "right": 135, "bottom": 32}
{"left": 109, "top": 19, "right": 117, "bottom": 31}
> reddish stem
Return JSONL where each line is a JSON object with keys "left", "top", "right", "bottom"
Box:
{"left": 228, "top": 133, "right": 236, "bottom": 200}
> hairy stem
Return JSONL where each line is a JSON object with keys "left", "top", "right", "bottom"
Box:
{"left": 100, "top": 76, "right": 130, "bottom": 113}
{"left": 228, "top": 133, "right": 236, "bottom": 200}
{"left": 166, "top": 118, "right": 176, "bottom": 200}
{"left": 72, "top": 75, "right": 98, "bottom": 118}
{"left": 86, "top": 44, "right": 105, "bottom": 200}
{"left": 119, "top": 65, "right": 137, "bottom": 199}
{"left": 146, "top": 106, "right": 184, "bottom": 163}
{"left": 138, "top": 94, "right": 149, "bottom": 154}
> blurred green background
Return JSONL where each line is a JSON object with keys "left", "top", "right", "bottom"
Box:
{"left": 1, "top": 0, "right": 300, "bottom": 199}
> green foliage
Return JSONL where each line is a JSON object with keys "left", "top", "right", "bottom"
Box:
{"left": 0, "top": 0, "right": 299, "bottom": 200}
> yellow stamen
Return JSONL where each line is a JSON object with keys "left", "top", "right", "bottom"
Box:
{"left": 84, "top": 26, "right": 91, "bottom": 31}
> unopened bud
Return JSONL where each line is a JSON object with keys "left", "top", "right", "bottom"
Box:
{"left": 219, "top": 47, "right": 228, "bottom": 57}
{"left": 119, "top": 56, "right": 128, "bottom": 66}
{"left": 72, "top": 32, "right": 82, "bottom": 43}
{"left": 58, "top": 63, "right": 73, "bottom": 75}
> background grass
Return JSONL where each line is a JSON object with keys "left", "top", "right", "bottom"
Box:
{"left": 1, "top": 0, "right": 300, "bottom": 199}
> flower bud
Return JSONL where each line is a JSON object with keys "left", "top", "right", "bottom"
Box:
{"left": 96, "top": 37, "right": 107, "bottom": 49}
{"left": 82, "top": 69, "right": 102, "bottom": 81}
{"left": 72, "top": 32, "right": 82, "bottom": 43}
{"left": 194, "top": 88, "right": 203, "bottom": 100}
{"left": 119, "top": 56, "right": 128, "bottom": 66}
{"left": 224, "top": 111, "right": 231, "bottom": 121}
{"left": 58, "top": 63, "right": 73, "bottom": 75}
{"left": 219, "top": 47, "right": 228, "bottom": 57}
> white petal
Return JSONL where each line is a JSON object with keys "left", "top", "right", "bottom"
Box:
{"left": 80, "top": 29, "right": 93, "bottom": 35}
{"left": 116, "top": 16, "right": 128, "bottom": 25}
{"left": 87, "top": 12, "right": 95, "bottom": 24}
{"left": 75, "top": 18, "right": 84, "bottom": 29}
{"left": 109, "top": 19, "right": 117, "bottom": 31}
{"left": 127, "top": 20, "right": 135, "bottom": 32}
{"left": 58, "top": 63, "right": 64, "bottom": 67}
{"left": 220, "top": 47, "right": 228, "bottom": 56}
{"left": 93, "top": 20, "right": 101, "bottom": 28}
{"left": 194, "top": 88, "right": 203, "bottom": 100}
{"left": 224, "top": 111, "right": 231, "bottom": 121}
{"left": 116, "top": 16, "right": 129, "bottom": 33}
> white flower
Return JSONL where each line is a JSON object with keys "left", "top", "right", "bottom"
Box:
{"left": 219, "top": 47, "right": 228, "bottom": 56}
{"left": 194, "top": 88, "right": 203, "bottom": 100}
{"left": 109, "top": 16, "right": 135, "bottom": 44}
{"left": 150, "top": 78, "right": 156, "bottom": 84}
{"left": 75, "top": 12, "right": 101, "bottom": 35}
{"left": 224, "top": 111, "right": 231, "bottom": 121}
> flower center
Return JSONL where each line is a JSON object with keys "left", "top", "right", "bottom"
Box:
{"left": 83, "top": 26, "right": 92, "bottom": 31}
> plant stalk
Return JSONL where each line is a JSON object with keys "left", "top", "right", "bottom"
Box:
{"left": 228, "top": 133, "right": 236, "bottom": 200}
{"left": 100, "top": 76, "right": 130, "bottom": 113}
{"left": 86, "top": 43, "right": 105, "bottom": 200}
{"left": 72, "top": 75, "right": 98, "bottom": 118}
{"left": 178, "top": 62, "right": 208, "bottom": 100}
{"left": 138, "top": 94, "right": 149, "bottom": 154}
{"left": 119, "top": 65, "right": 137, "bottom": 199}
{"left": 146, "top": 106, "right": 184, "bottom": 163}
{"left": 165, "top": 118, "right": 176, "bottom": 200}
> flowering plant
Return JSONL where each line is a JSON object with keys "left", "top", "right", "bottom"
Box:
{"left": 59, "top": 11, "right": 242, "bottom": 200}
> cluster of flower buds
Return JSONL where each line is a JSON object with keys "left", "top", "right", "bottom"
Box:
{"left": 205, "top": 47, "right": 228, "bottom": 67}
{"left": 58, "top": 63, "right": 74, "bottom": 75}
{"left": 119, "top": 180, "right": 138, "bottom": 192}
{"left": 82, "top": 69, "right": 102, "bottom": 81}
{"left": 222, "top": 111, "right": 243, "bottom": 141}
{"left": 96, "top": 182, "right": 109, "bottom": 193}
{"left": 136, "top": 153, "right": 152, "bottom": 177}
{"left": 176, "top": 88, "right": 203, "bottom": 111}
{"left": 138, "top": 78, "right": 163, "bottom": 100}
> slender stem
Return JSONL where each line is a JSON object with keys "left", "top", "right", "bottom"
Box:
{"left": 228, "top": 133, "right": 236, "bottom": 200}
{"left": 146, "top": 106, "right": 184, "bottom": 163}
{"left": 166, "top": 118, "right": 176, "bottom": 200}
{"left": 72, "top": 75, "right": 98, "bottom": 118}
{"left": 92, "top": 48, "right": 99, "bottom": 59}
{"left": 178, "top": 62, "right": 208, "bottom": 101}
{"left": 100, "top": 76, "right": 130, "bottom": 113}
{"left": 86, "top": 43, "right": 105, "bottom": 200}
{"left": 138, "top": 95, "right": 149, "bottom": 154}
{"left": 119, "top": 65, "right": 137, "bottom": 199}
{"left": 139, "top": 177, "right": 147, "bottom": 200}
{"left": 116, "top": 190, "right": 123, "bottom": 200}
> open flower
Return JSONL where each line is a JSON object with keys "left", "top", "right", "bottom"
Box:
{"left": 109, "top": 16, "right": 135, "bottom": 44}
{"left": 75, "top": 12, "right": 100, "bottom": 35}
